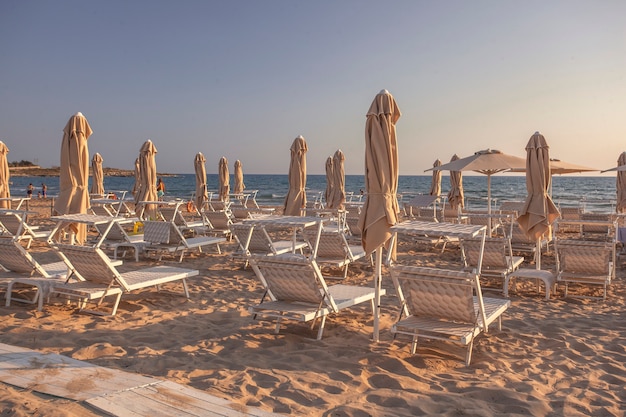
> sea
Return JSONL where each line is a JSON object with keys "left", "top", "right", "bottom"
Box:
{"left": 12, "top": 174, "right": 618, "bottom": 213}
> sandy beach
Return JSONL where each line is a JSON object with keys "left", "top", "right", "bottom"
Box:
{"left": 1, "top": 198, "right": 625, "bottom": 416}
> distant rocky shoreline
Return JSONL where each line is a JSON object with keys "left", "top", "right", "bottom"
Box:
{"left": 9, "top": 167, "right": 176, "bottom": 177}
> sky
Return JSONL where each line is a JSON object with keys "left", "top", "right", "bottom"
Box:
{"left": 1, "top": 1, "right": 625, "bottom": 175}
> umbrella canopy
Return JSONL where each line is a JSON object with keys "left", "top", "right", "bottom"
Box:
{"left": 509, "top": 158, "right": 598, "bottom": 175}
{"left": 54, "top": 112, "right": 92, "bottom": 244}
{"left": 194, "top": 152, "right": 208, "bottom": 211}
{"left": 218, "top": 156, "right": 230, "bottom": 202}
{"left": 0, "top": 141, "right": 10, "bottom": 208}
{"left": 324, "top": 156, "right": 334, "bottom": 208}
{"left": 429, "top": 159, "right": 442, "bottom": 196}
{"left": 234, "top": 160, "right": 245, "bottom": 194}
{"left": 447, "top": 154, "right": 464, "bottom": 210}
{"left": 330, "top": 149, "right": 346, "bottom": 209}
{"left": 131, "top": 157, "right": 141, "bottom": 199}
{"left": 429, "top": 148, "right": 526, "bottom": 214}
{"left": 135, "top": 140, "right": 158, "bottom": 220}
{"left": 615, "top": 152, "right": 626, "bottom": 213}
{"left": 90, "top": 152, "right": 104, "bottom": 196}
{"left": 517, "top": 132, "right": 560, "bottom": 268}
{"left": 283, "top": 136, "right": 308, "bottom": 216}
{"left": 358, "top": 89, "right": 401, "bottom": 342}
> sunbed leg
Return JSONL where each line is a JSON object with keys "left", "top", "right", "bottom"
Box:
{"left": 466, "top": 341, "right": 474, "bottom": 367}
{"left": 216, "top": 244, "right": 222, "bottom": 255}
{"left": 110, "top": 293, "right": 122, "bottom": 316}
{"left": 316, "top": 316, "right": 327, "bottom": 340}
{"left": 410, "top": 334, "right": 418, "bottom": 354}
{"left": 274, "top": 318, "right": 282, "bottom": 334}
{"left": 343, "top": 265, "right": 349, "bottom": 279}
{"left": 182, "top": 278, "right": 190, "bottom": 299}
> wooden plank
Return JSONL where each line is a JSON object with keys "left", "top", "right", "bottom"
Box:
{"left": 0, "top": 344, "right": 280, "bottom": 416}
{"left": 87, "top": 380, "right": 279, "bottom": 417}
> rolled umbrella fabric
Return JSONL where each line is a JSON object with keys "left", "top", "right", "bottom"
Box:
{"left": 54, "top": 112, "right": 92, "bottom": 244}
{"left": 616, "top": 152, "right": 626, "bottom": 213}
{"left": 429, "top": 159, "right": 442, "bottom": 197}
{"left": 0, "top": 141, "right": 10, "bottom": 209}
{"left": 283, "top": 136, "right": 308, "bottom": 216}
{"left": 358, "top": 90, "right": 401, "bottom": 255}
{"left": 324, "top": 156, "right": 334, "bottom": 208}
{"left": 330, "top": 149, "right": 346, "bottom": 210}
{"left": 90, "top": 152, "right": 104, "bottom": 196}
{"left": 131, "top": 157, "right": 141, "bottom": 200}
{"left": 517, "top": 132, "right": 560, "bottom": 268}
{"left": 218, "top": 156, "right": 230, "bottom": 202}
{"left": 135, "top": 140, "right": 158, "bottom": 220}
{"left": 194, "top": 152, "right": 208, "bottom": 211}
{"left": 234, "top": 160, "right": 245, "bottom": 195}
{"left": 447, "top": 154, "right": 464, "bottom": 210}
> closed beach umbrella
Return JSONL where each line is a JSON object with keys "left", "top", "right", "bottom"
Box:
{"left": 517, "top": 132, "right": 559, "bottom": 269}
{"left": 131, "top": 157, "right": 141, "bottom": 199}
{"left": 429, "top": 159, "right": 442, "bottom": 197}
{"left": 616, "top": 152, "right": 626, "bottom": 213}
{"left": 135, "top": 140, "right": 158, "bottom": 220}
{"left": 54, "top": 112, "right": 92, "bottom": 244}
{"left": 218, "top": 156, "right": 230, "bottom": 202}
{"left": 90, "top": 152, "right": 104, "bottom": 196}
{"left": 0, "top": 141, "right": 10, "bottom": 208}
{"left": 447, "top": 154, "right": 464, "bottom": 210}
{"left": 331, "top": 149, "right": 346, "bottom": 210}
{"left": 324, "top": 156, "right": 334, "bottom": 208}
{"left": 234, "top": 160, "right": 245, "bottom": 195}
{"left": 283, "top": 136, "right": 308, "bottom": 216}
{"left": 194, "top": 152, "right": 208, "bottom": 211}
{"left": 358, "top": 90, "right": 401, "bottom": 342}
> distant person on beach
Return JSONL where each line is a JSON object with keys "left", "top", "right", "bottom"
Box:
{"left": 27, "top": 183, "right": 34, "bottom": 198}
{"left": 41, "top": 183, "right": 47, "bottom": 199}
{"left": 156, "top": 177, "right": 165, "bottom": 201}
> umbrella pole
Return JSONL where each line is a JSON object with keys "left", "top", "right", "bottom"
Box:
{"left": 536, "top": 237, "right": 541, "bottom": 270}
{"left": 373, "top": 248, "right": 382, "bottom": 342}
{"left": 487, "top": 174, "right": 492, "bottom": 234}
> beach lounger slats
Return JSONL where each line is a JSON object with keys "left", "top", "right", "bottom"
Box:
{"left": 302, "top": 229, "right": 366, "bottom": 278}
{"left": 461, "top": 237, "right": 524, "bottom": 291}
{"left": 143, "top": 221, "right": 225, "bottom": 262}
{"left": 555, "top": 239, "right": 614, "bottom": 300}
{"left": 390, "top": 265, "right": 510, "bottom": 366}
{"left": 51, "top": 244, "right": 198, "bottom": 315}
{"left": 249, "top": 254, "right": 382, "bottom": 340}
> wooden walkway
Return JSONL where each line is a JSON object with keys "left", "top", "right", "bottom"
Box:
{"left": 0, "top": 343, "right": 279, "bottom": 416}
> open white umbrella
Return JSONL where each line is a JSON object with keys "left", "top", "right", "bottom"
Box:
{"left": 194, "top": 152, "right": 208, "bottom": 211}
{"left": 135, "top": 140, "right": 158, "bottom": 220}
{"left": 428, "top": 149, "right": 526, "bottom": 215}
{"left": 218, "top": 156, "right": 229, "bottom": 202}
{"left": 324, "top": 156, "right": 334, "bottom": 208}
{"left": 517, "top": 132, "right": 560, "bottom": 269}
{"left": 283, "top": 136, "right": 307, "bottom": 216}
{"left": 429, "top": 159, "right": 442, "bottom": 196}
{"left": 358, "top": 90, "right": 401, "bottom": 342}
{"left": 447, "top": 154, "right": 464, "bottom": 210}
{"left": 54, "top": 112, "right": 92, "bottom": 244}
{"left": 234, "top": 160, "right": 245, "bottom": 195}
{"left": 330, "top": 149, "right": 346, "bottom": 210}
{"left": 90, "top": 152, "right": 104, "bottom": 196}
{"left": 0, "top": 142, "right": 10, "bottom": 209}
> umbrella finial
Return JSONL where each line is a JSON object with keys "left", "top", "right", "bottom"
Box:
{"left": 379, "top": 89, "right": 389, "bottom": 95}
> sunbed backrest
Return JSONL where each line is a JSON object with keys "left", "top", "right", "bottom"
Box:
{"left": 253, "top": 256, "right": 325, "bottom": 305}
{"left": 392, "top": 265, "right": 475, "bottom": 323}
{"left": 56, "top": 244, "right": 119, "bottom": 286}
{"left": 143, "top": 221, "right": 172, "bottom": 244}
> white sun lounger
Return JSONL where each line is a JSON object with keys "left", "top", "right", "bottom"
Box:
{"left": 248, "top": 254, "right": 383, "bottom": 340}
{"left": 142, "top": 221, "right": 225, "bottom": 262}
{"left": 390, "top": 265, "right": 510, "bottom": 366}
{"left": 51, "top": 244, "right": 199, "bottom": 316}
{"left": 0, "top": 238, "right": 69, "bottom": 311}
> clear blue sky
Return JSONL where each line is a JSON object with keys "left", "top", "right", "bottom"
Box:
{"left": 1, "top": 1, "right": 624, "bottom": 175}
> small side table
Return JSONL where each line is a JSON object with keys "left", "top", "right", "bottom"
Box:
{"left": 504, "top": 269, "right": 556, "bottom": 300}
